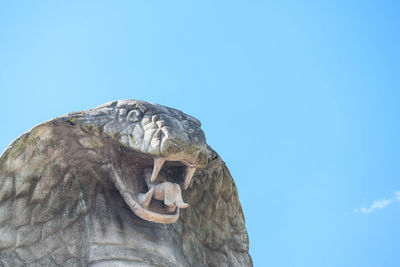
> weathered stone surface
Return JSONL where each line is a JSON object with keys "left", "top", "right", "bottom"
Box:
{"left": 0, "top": 100, "right": 252, "bottom": 266}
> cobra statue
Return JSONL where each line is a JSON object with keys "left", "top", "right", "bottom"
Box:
{"left": 0, "top": 100, "right": 252, "bottom": 266}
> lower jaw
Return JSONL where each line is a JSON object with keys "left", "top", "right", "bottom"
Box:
{"left": 110, "top": 163, "right": 181, "bottom": 224}
{"left": 122, "top": 191, "right": 180, "bottom": 224}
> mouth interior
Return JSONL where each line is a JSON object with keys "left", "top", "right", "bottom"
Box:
{"left": 110, "top": 147, "right": 196, "bottom": 223}
{"left": 159, "top": 161, "right": 186, "bottom": 185}
{"left": 142, "top": 161, "right": 187, "bottom": 215}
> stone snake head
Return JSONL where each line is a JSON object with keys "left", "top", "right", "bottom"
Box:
{"left": 65, "top": 99, "right": 209, "bottom": 223}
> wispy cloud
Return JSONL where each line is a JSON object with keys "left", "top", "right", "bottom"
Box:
{"left": 355, "top": 191, "right": 400, "bottom": 215}
{"left": 359, "top": 198, "right": 392, "bottom": 214}
{"left": 395, "top": 191, "right": 400, "bottom": 201}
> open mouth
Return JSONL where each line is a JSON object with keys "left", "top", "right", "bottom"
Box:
{"left": 109, "top": 153, "right": 197, "bottom": 224}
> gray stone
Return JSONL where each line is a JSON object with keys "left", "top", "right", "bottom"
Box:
{"left": 0, "top": 100, "right": 252, "bottom": 266}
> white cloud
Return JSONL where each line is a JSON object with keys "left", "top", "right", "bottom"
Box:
{"left": 359, "top": 198, "right": 392, "bottom": 214}
{"left": 355, "top": 190, "right": 400, "bottom": 215}
{"left": 395, "top": 191, "right": 400, "bottom": 201}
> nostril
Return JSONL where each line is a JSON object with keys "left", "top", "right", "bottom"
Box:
{"left": 152, "top": 115, "right": 159, "bottom": 122}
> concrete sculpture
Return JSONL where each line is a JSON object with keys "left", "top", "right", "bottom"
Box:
{"left": 0, "top": 100, "right": 252, "bottom": 266}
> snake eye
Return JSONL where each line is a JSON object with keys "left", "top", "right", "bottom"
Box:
{"left": 127, "top": 109, "right": 143, "bottom": 122}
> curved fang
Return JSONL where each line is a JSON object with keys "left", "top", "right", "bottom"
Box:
{"left": 151, "top": 157, "right": 165, "bottom": 182}
{"left": 183, "top": 167, "right": 196, "bottom": 190}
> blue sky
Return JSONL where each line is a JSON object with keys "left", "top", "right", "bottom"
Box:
{"left": 1, "top": 1, "right": 400, "bottom": 266}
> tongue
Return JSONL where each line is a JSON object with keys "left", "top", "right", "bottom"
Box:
{"left": 138, "top": 181, "right": 189, "bottom": 211}
{"left": 151, "top": 181, "right": 189, "bottom": 209}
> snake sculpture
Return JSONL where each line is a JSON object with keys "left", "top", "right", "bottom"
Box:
{"left": 0, "top": 100, "right": 252, "bottom": 266}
